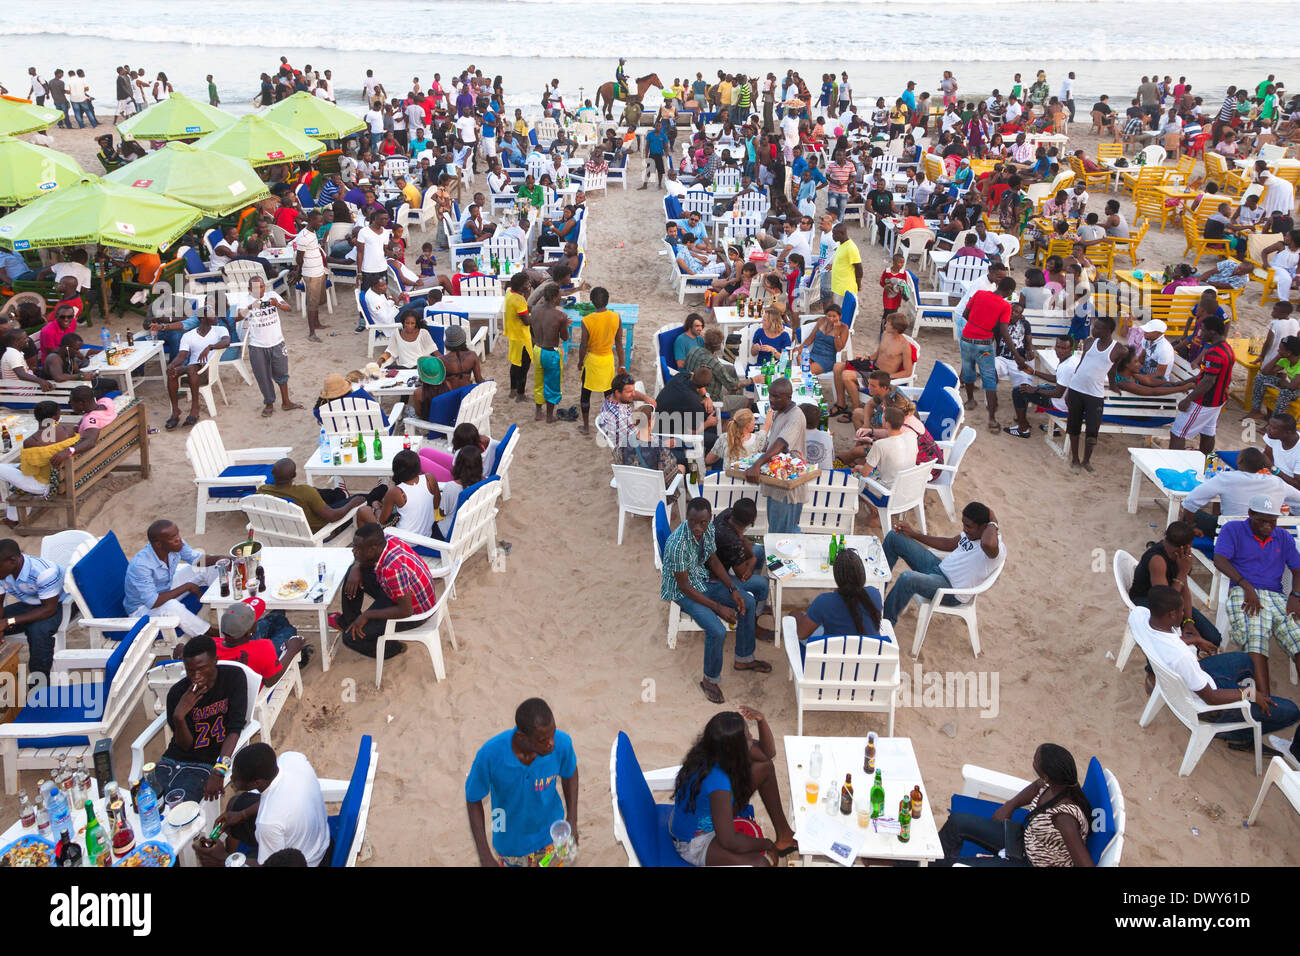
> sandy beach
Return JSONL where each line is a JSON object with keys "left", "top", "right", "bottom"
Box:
{"left": 2, "top": 108, "right": 1299, "bottom": 868}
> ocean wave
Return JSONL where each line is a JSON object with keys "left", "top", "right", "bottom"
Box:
{"left": 5, "top": 21, "right": 1298, "bottom": 64}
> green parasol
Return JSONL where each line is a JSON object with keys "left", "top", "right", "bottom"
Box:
{"left": 116, "top": 92, "right": 237, "bottom": 142}
{"left": 0, "top": 97, "right": 64, "bottom": 137}
{"left": 262, "top": 91, "right": 366, "bottom": 140}
{"left": 193, "top": 113, "right": 325, "bottom": 168}
{"left": 0, "top": 135, "right": 84, "bottom": 205}
{"left": 104, "top": 142, "right": 270, "bottom": 217}
{"left": 0, "top": 175, "right": 202, "bottom": 254}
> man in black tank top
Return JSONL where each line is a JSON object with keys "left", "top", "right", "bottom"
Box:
{"left": 1128, "top": 520, "right": 1221, "bottom": 651}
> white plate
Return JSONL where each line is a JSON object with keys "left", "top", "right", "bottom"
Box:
{"left": 775, "top": 539, "right": 804, "bottom": 559}
{"left": 165, "top": 800, "right": 200, "bottom": 828}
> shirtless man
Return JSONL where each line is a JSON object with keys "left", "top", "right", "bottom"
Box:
{"left": 835, "top": 313, "right": 915, "bottom": 423}
{"left": 530, "top": 284, "right": 570, "bottom": 422}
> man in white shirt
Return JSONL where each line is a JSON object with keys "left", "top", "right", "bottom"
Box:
{"left": 664, "top": 168, "right": 688, "bottom": 198}
{"left": 499, "top": 215, "right": 528, "bottom": 251}
{"left": 27, "top": 67, "right": 47, "bottom": 106}
{"left": 165, "top": 314, "right": 230, "bottom": 428}
{"left": 1058, "top": 71, "right": 1075, "bottom": 122}
{"left": 454, "top": 109, "right": 479, "bottom": 174}
{"left": 1138, "top": 319, "right": 1175, "bottom": 379}
{"left": 972, "top": 220, "right": 1002, "bottom": 258}
{"left": 1005, "top": 97, "right": 1023, "bottom": 125}
{"left": 44, "top": 250, "right": 93, "bottom": 292}
{"left": 1131, "top": 587, "right": 1299, "bottom": 759}
{"left": 1180, "top": 446, "right": 1300, "bottom": 538}
{"left": 196, "top": 743, "right": 331, "bottom": 867}
{"left": 352, "top": 210, "right": 392, "bottom": 331}
{"left": 364, "top": 103, "right": 384, "bottom": 137}
{"left": 290, "top": 210, "right": 328, "bottom": 341}
{"left": 880, "top": 500, "right": 1003, "bottom": 625}
{"left": 858, "top": 406, "right": 919, "bottom": 491}
{"left": 780, "top": 111, "right": 801, "bottom": 163}
{"left": 237, "top": 276, "right": 301, "bottom": 417}
{"left": 363, "top": 276, "right": 407, "bottom": 326}
{"left": 1263, "top": 413, "right": 1300, "bottom": 484}
{"left": 941, "top": 105, "right": 962, "bottom": 135}
{"left": 362, "top": 69, "right": 384, "bottom": 104}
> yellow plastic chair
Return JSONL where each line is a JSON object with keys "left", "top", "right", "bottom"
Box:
{"left": 1112, "top": 219, "right": 1150, "bottom": 267}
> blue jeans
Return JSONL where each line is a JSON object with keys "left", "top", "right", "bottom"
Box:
{"left": 1200, "top": 652, "right": 1300, "bottom": 743}
{"left": 766, "top": 498, "right": 804, "bottom": 535}
{"left": 735, "top": 544, "right": 770, "bottom": 606}
{"left": 71, "top": 101, "right": 98, "bottom": 128}
{"left": 153, "top": 756, "right": 216, "bottom": 804}
{"left": 826, "top": 193, "right": 847, "bottom": 218}
{"left": 959, "top": 337, "right": 997, "bottom": 390}
{"left": 674, "top": 577, "right": 757, "bottom": 682}
{"left": 881, "top": 530, "right": 959, "bottom": 625}
{"left": 54, "top": 102, "right": 72, "bottom": 128}
{"left": 5, "top": 602, "right": 61, "bottom": 678}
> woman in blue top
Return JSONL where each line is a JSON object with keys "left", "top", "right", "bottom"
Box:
{"left": 669, "top": 708, "right": 797, "bottom": 866}
{"left": 798, "top": 308, "right": 849, "bottom": 376}
{"left": 792, "top": 550, "right": 886, "bottom": 662}
{"left": 672, "top": 312, "right": 705, "bottom": 368}
{"left": 749, "top": 308, "right": 792, "bottom": 374}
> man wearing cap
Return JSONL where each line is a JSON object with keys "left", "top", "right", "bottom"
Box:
{"left": 257, "top": 458, "right": 366, "bottom": 537}
{"left": 1214, "top": 496, "right": 1300, "bottom": 707}
{"left": 1138, "top": 319, "right": 1175, "bottom": 380}
{"left": 1179, "top": 447, "right": 1300, "bottom": 538}
{"left": 215, "top": 598, "right": 310, "bottom": 687}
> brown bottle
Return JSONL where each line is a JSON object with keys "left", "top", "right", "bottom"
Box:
{"left": 910, "top": 785, "right": 923, "bottom": 819}
{"left": 839, "top": 773, "right": 853, "bottom": 815}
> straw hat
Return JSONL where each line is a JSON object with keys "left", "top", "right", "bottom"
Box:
{"left": 417, "top": 355, "right": 446, "bottom": 386}
{"left": 320, "top": 373, "right": 351, "bottom": 400}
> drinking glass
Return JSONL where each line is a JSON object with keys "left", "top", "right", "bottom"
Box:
{"left": 164, "top": 789, "right": 185, "bottom": 816}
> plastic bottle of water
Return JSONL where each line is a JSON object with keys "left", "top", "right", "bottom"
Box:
{"left": 45, "top": 780, "right": 72, "bottom": 841}
{"left": 801, "top": 346, "right": 811, "bottom": 376}
{"left": 100, "top": 328, "right": 112, "bottom": 352}
{"left": 136, "top": 779, "right": 162, "bottom": 838}
{"left": 318, "top": 428, "right": 331, "bottom": 464}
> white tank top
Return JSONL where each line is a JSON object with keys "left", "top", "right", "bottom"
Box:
{"left": 939, "top": 531, "right": 1003, "bottom": 603}
{"left": 394, "top": 477, "right": 437, "bottom": 536}
{"left": 1069, "top": 338, "right": 1118, "bottom": 398}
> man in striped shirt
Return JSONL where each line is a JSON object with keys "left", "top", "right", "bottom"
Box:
{"left": 1170, "top": 314, "right": 1234, "bottom": 454}
{"left": 825, "top": 150, "right": 854, "bottom": 218}
{"left": 734, "top": 76, "right": 752, "bottom": 124}
{"left": 336, "top": 523, "right": 438, "bottom": 659}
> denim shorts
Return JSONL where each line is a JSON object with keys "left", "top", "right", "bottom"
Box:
{"left": 673, "top": 831, "right": 715, "bottom": 866}
{"left": 960, "top": 337, "right": 997, "bottom": 390}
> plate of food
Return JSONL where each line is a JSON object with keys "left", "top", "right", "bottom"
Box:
{"left": 0, "top": 834, "right": 57, "bottom": 867}
{"left": 774, "top": 539, "right": 804, "bottom": 559}
{"left": 275, "top": 578, "right": 310, "bottom": 600}
{"left": 115, "top": 840, "right": 176, "bottom": 868}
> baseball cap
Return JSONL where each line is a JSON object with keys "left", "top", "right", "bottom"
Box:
{"left": 1248, "top": 494, "right": 1283, "bottom": 516}
{"left": 219, "top": 599, "right": 264, "bottom": 639}
{"left": 1141, "top": 319, "right": 1167, "bottom": 334}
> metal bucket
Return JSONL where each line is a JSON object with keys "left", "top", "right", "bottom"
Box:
{"left": 229, "top": 540, "right": 262, "bottom": 593}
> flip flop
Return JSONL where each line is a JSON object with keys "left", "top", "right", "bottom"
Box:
{"left": 164, "top": 416, "right": 179, "bottom": 430}
{"left": 261, "top": 406, "right": 274, "bottom": 418}
{"left": 836, "top": 413, "right": 854, "bottom": 423}
{"left": 282, "top": 402, "right": 304, "bottom": 411}
{"left": 699, "top": 680, "right": 725, "bottom": 704}
{"left": 734, "top": 659, "right": 773, "bottom": 674}
{"left": 986, "top": 421, "right": 1002, "bottom": 433}
{"left": 182, "top": 415, "right": 199, "bottom": 428}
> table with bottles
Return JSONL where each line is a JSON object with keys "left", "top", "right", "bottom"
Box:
{"left": 0, "top": 413, "right": 39, "bottom": 466}
{"left": 0, "top": 768, "right": 208, "bottom": 868}
{"left": 303, "top": 434, "right": 418, "bottom": 483}
{"left": 752, "top": 367, "right": 828, "bottom": 421}
{"left": 83, "top": 337, "right": 168, "bottom": 401}
{"left": 764, "top": 534, "right": 890, "bottom": 648}
{"left": 784, "top": 735, "right": 943, "bottom": 866}
{"left": 423, "top": 295, "right": 505, "bottom": 351}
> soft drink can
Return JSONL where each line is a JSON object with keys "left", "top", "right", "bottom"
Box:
{"left": 225, "top": 852, "right": 246, "bottom": 867}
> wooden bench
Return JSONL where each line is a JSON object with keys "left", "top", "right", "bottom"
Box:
{"left": 1035, "top": 348, "right": 1184, "bottom": 458}
{"left": 0, "top": 381, "right": 80, "bottom": 410}
{"left": 7, "top": 401, "right": 150, "bottom": 525}
{"left": 1093, "top": 286, "right": 1241, "bottom": 334}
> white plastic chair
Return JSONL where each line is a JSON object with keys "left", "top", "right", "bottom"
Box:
{"left": 860, "top": 463, "right": 930, "bottom": 534}
{"left": 492, "top": 425, "right": 519, "bottom": 500}
{"left": 1246, "top": 756, "right": 1300, "bottom": 827}
{"left": 405, "top": 380, "right": 496, "bottom": 445}
{"left": 1113, "top": 550, "right": 1139, "bottom": 670}
{"left": 318, "top": 395, "right": 407, "bottom": 439}
{"left": 937, "top": 255, "right": 989, "bottom": 297}
{"left": 582, "top": 167, "right": 608, "bottom": 197}
{"left": 799, "top": 469, "right": 860, "bottom": 535}
{"left": 781, "top": 617, "right": 902, "bottom": 735}
{"left": 185, "top": 420, "right": 291, "bottom": 534}
{"left": 385, "top": 477, "right": 505, "bottom": 581}
{"left": 910, "top": 546, "right": 1007, "bottom": 658}
{"left": 613, "top": 464, "right": 685, "bottom": 562}
{"left": 1135, "top": 620, "right": 1262, "bottom": 776}
{"left": 19, "top": 530, "right": 96, "bottom": 659}
{"left": 896, "top": 228, "right": 934, "bottom": 272}
{"left": 459, "top": 274, "right": 500, "bottom": 298}
{"left": 241, "top": 493, "right": 355, "bottom": 547}
{"left": 925, "top": 425, "right": 976, "bottom": 521}
{"left": 375, "top": 561, "right": 460, "bottom": 688}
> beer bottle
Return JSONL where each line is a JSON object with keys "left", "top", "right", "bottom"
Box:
{"left": 828, "top": 533, "right": 839, "bottom": 565}
{"left": 373, "top": 428, "right": 383, "bottom": 461}
{"left": 910, "top": 784, "right": 924, "bottom": 819}
{"left": 84, "top": 800, "right": 110, "bottom": 867}
{"left": 1, "top": 427, "right": 11, "bottom": 452}
{"left": 356, "top": 433, "right": 367, "bottom": 463}
{"left": 863, "top": 731, "right": 877, "bottom": 774}
{"left": 839, "top": 773, "right": 853, "bottom": 815}
{"left": 870, "top": 769, "right": 885, "bottom": 818}
{"left": 898, "top": 797, "right": 911, "bottom": 843}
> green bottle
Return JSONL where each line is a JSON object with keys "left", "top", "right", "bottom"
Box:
{"left": 898, "top": 797, "right": 911, "bottom": 843}
{"left": 84, "top": 800, "right": 108, "bottom": 867}
{"left": 356, "top": 433, "right": 367, "bottom": 464}
{"left": 373, "top": 428, "right": 383, "bottom": 461}
{"left": 870, "top": 769, "right": 885, "bottom": 818}
{"left": 828, "top": 534, "right": 839, "bottom": 565}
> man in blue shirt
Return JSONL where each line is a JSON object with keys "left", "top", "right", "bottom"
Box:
{"left": 640, "top": 122, "right": 669, "bottom": 190}
{"left": 901, "top": 80, "right": 918, "bottom": 115}
{"left": 466, "top": 697, "right": 579, "bottom": 866}
{"left": 0, "top": 249, "right": 35, "bottom": 284}
{"left": 0, "top": 539, "right": 66, "bottom": 679}
{"left": 124, "top": 519, "right": 221, "bottom": 639}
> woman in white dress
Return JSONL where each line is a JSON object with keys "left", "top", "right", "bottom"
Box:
{"left": 705, "top": 407, "right": 770, "bottom": 470}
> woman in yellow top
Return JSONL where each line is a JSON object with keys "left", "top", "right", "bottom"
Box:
{"left": 0, "top": 401, "right": 79, "bottom": 526}
{"left": 503, "top": 271, "right": 534, "bottom": 402}
{"left": 577, "top": 286, "right": 623, "bottom": 434}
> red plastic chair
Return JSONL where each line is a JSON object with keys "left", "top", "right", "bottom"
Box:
{"left": 1185, "top": 131, "right": 1211, "bottom": 158}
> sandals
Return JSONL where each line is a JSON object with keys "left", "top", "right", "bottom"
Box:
{"left": 164, "top": 416, "right": 180, "bottom": 430}
{"left": 261, "top": 406, "right": 274, "bottom": 418}
{"left": 699, "top": 680, "right": 725, "bottom": 704}
{"left": 734, "top": 659, "right": 773, "bottom": 674}
{"left": 836, "top": 413, "right": 854, "bottom": 424}
{"left": 182, "top": 415, "right": 200, "bottom": 428}
{"left": 986, "top": 421, "right": 1002, "bottom": 433}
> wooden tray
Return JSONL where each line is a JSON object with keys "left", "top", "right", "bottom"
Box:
{"left": 726, "top": 464, "right": 821, "bottom": 490}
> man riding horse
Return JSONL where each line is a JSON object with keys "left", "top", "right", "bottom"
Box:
{"left": 598, "top": 66, "right": 662, "bottom": 120}
{"left": 615, "top": 58, "right": 628, "bottom": 101}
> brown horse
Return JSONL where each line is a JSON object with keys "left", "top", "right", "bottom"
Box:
{"left": 596, "top": 73, "right": 663, "bottom": 120}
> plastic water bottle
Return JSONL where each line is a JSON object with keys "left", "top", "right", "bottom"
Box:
{"left": 100, "top": 328, "right": 112, "bottom": 352}
{"left": 45, "top": 780, "right": 72, "bottom": 841}
{"left": 318, "top": 428, "right": 331, "bottom": 464}
{"left": 801, "top": 346, "right": 811, "bottom": 376}
{"left": 136, "top": 779, "right": 162, "bottom": 838}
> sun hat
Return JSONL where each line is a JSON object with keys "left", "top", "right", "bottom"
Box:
{"left": 417, "top": 355, "right": 446, "bottom": 386}
{"left": 445, "top": 325, "right": 467, "bottom": 349}
{"left": 320, "top": 373, "right": 351, "bottom": 400}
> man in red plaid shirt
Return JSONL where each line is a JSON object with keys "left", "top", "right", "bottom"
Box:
{"left": 335, "top": 523, "right": 438, "bottom": 659}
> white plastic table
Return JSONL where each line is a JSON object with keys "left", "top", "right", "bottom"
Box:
{"left": 784, "top": 735, "right": 942, "bottom": 866}
{"left": 198, "top": 545, "right": 356, "bottom": 672}
{"left": 425, "top": 295, "right": 505, "bottom": 350}
{"left": 84, "top": 340, "right": 167, "bottom": 401}
{"left": 1126, "top": 447, "right": 1207, "bottom": 523}
{"left": 763, "top": 533, "right": 890, "bottom": 648}
{"left": 0, "top": 776, "right": 209, "bottom": 867}
{"left": 712, "top": 306, "right": 762, "bottom": 330}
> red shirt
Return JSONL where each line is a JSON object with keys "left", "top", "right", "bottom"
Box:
{"left": 274, "top": 207, "right": 301, "bottom": 235}
{"left": 1195, "top": 340, "right": 1235, "bottom": 408}
{"left": 376, "top": 537, "right": 438, "bottom": 614}
{"left": 451, "top": 271, "right": 489, "bottom": 295}
{"left": 963, "top": 290, "right": 1011, "bottom": 340}
{"left": 880, "top": 269, "right": 907, "bottom": 309}
{"left": 216, "top": 638, "right": 282, "bottom": 684}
